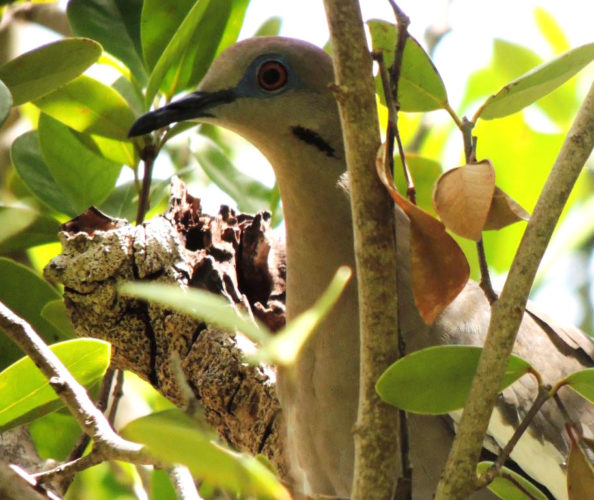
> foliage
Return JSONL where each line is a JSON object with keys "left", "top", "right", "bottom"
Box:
{"left": 0, "top": 0, "right": 593, "bottom": 498}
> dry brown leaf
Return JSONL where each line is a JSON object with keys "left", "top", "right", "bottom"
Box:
{"left": 432, "top": 160, "right": 496, "bottom": 241}
{"left": 376, "top": 143, "right": 469, "bottom": 324}
{"left": 484, "top": 186, "right": 530, "bottom": 230}
{"left": 567, "top": 440, "right": 594, "bottom": 499}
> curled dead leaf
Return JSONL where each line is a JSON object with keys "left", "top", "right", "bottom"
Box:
{"left": 484, "top": 186, "right": 530, "bottom": 230}
{"left": 376, "top": 143, "right": 469, "bottom": 324}
{"left": 567, "top": 439, "right": 594, "bottom": 499}
{"left": 432, "top": 160, "right": 496, "bottom": 241}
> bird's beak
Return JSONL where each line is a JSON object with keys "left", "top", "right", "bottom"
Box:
{"left": 128, "top": 88, "right": 236, "bottom": 137}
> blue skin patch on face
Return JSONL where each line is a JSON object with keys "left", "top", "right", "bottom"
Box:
{"left": 233, "top": 53, "right": 303, "bottom": 99}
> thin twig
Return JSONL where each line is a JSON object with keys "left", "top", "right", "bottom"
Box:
{"left": 168, "top": 465, "right": 202, "bottom": 500}
{"left": 136, "top": 145, "right": 157, "bottom": 225}
{"left": 107, "top": 369, "right": 125, "bottom": 424}
{"left": 458, "top": 115, "right": 498, "bottom": 302}
{"left": 0, "top": 301, "right": 154, "bottom": 485}
{"left": 478, "top": 384, "right": 551, "bottom": 487}
{"left": 386, "top": 1, "right": 415, "bottom": 204}
{"left": 477, "top": 239, "right": 498, "bottom": 304}
{"left": 435, "top": 79, "right": 594, "bottom": 500}
{"left": 498, "top": 472, "right": 540, "bottom": 500}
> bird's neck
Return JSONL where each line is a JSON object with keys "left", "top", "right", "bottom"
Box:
{"left": 272, "top": 151, "right": 355, "bottom": 318}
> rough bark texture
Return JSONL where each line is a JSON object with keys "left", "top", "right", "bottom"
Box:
{"left": 323, "top": 1, "right": 402, "bottom": 498}
{"left": 44, "top": 178, "right": 289, "bottom": 480}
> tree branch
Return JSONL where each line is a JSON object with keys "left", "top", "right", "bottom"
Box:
{"left": 322, "top": 1, "right": 401, "bottom": 499}
{"left": 435, "top": 80, "right": 594, "bottom": 498}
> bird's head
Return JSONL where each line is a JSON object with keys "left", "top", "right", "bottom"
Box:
{"left": 129, "top": 37, "right": 343, "bottom": 165}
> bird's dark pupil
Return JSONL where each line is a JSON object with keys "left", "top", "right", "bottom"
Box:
{"left": 263, "top": 68, "right": 280, "bottom": 85}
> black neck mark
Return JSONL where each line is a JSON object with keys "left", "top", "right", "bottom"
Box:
{"left": 291, "top": 126, "right": 336, "bottom": 158}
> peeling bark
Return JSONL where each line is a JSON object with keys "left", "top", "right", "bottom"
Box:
{"left": 44, "top": 179, "right": 289, "bottom": 479}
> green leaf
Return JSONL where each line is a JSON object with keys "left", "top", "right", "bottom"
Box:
{"left": 0, "top": 38, "right": 102, "bottom": 105}
{"left": 0, "top": 339, "right": 110, "bottom": 432}
{"left": 10, "top": 131, "right": 77, "bottom": 216}
{"left": 41, "top": 300, "right": 76, "bottom": 339}
{"left": 67, "top": 0, "right": 147, "bottom": 84}
{"left": 393, "top": 155, "right": 441, "bottom": 216}
{"left": 33, "top": 75, "right": 136, "bottom": 140}
{"left": 144, "top": 0, "right": 213, "bottom": 103}
{"left": 0, "top": 205, "right": 59, "bottom": 252}
{"left": 122, "top": 266, "right": 351, "bottom": 367}
{"left": 254, "top": 266, "right": 352, "bottom": 365}
{"left": 368, "top": 19, "right": 448, "bottom": 111}
{"left": 534, "top": 8, "right": 570, "bottom": 54}
{"left": 120, "top": 282, "right": 272, "bottom": 344}
{"left": 476, "top": 462, "right": 549, "bottom": 500}
{"left": 254, "top": 16, "right": 282, "bottom": 37}
{"left": 99, "top": 181, "right": 138, "bottom": 220}
{"left": 0, "top": 78, "right": 11, "bottom": 125}
{"left": 112, "top": 75, "right": 145, "bottom": 116}
{"left": 38, "top": 113, "right": 122, "bottom": 213}
{"left": 150, "top": 469, "right": 177, "bottom": 500}
{"left": 120, "top": 409, "right": 290, "bottom": 499}
{"left": 194, "top": 140, "right": 275, "bottom": 214}
{"left": 563, "top": 368, "right": 594, "bottom": 403}
{"left": 376, "top": 345, "right": 532, "bottom": 414}
{"left": 145, "top": 0, "right": 248, "bottom": 103}
{"left": 477, "top": 43, "right": 594, "bottom": 120}
{"left": 141, "top": 0, "right": 195, "bottom": 71}
{"left": 0, "top": 258, "right": 66, "bottom": 369}
{"left": 28, "top": 411, "right": 82, "bottom": 460}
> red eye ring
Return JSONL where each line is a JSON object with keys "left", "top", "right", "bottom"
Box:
{"left": 257, "top": 61, "right": 288, "bottom": 91}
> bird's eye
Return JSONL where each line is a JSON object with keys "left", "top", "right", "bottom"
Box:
{"left": 257, "top": 61, "right": 288, "bottom": 91}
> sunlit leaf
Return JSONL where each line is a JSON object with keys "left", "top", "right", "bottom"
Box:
{"left": 194, "top": 140, "right": 275, "bottom": 214}
{"left": 38, "top": 114, "right": 122, "bottom": 213}
{"left": 28, "top": 411, "right": 82, "bottom": 460}
{"left": 393, "top": 154, "right": 441, "bottom": 216}
{"left": 534, "top": 8, "right": 571, "bottom": 54}
{"left": 0, "top": 258, "right": 65, "bottom": 369}
{"left": 254, "top": 266, "right": 352, "bottom": 365}
{"left": 484, "top": 187, "right": 530, "bottom": 231}
{"left": 0, "top": 38, "right": 102, "bottom": 105}
{"left": 33, "top": 75, "right": 136, "bottom": 140}
{"left": 477, "top": 43, "right": 594, "bottom": 120}
{"left": 254, "top": 16, "right": 282, "bottom": 37}
{"left": 120, "top": 282, "right": 271, "bottom": 344}
{"left": 432, "top": 160, "right": 496, "bottom": 241}
{"left": 0, "top": 78, "right": 11, "bottom": 125}
{"left": 99, "top": 181, "right": 138, "bottom": 221}
{"left": 376, "top": 345, "right": 532, "bottom": 414}
{"left": 567, "top": 439, "right": 594, "bottom": 499}
{"left": 144, "top": 0, "right": 247, "bottom": 103}
{"left": 41, "top": 300, "right": 76, "bottom": 339}
{"left": 368, "top": 19, "right": 448, "bottom": 111}
{"left": 67, "top": 0, "right": 147, "bottom": 83}
{"left": 141, "top": 0, "right": 195, "bottom": 70}
{"left": 0, "top": 205, "right": 59, "bottom": 252}
{"left": 0, "top": 339, "right": 110, "bottom": 431}
{"left": 376, "top": 143, "right": 469, "bottom": 323}
{"left": 0, "top": 205, "right": 35, "bottom": 246}
{"left": 563, "top": 368, "right": 594, "bottom": 403}
{"left": 476, "top": 462, "right": 548, "bottom": 500}
{"left": 121, "top": 409, "right": 290, "bottom": 499}
{"left": 10, "top": 131, "right": 76, "bottom": 216}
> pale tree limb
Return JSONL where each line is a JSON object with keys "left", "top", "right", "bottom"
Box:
{"left": 435, "top": 80, "right": 594, "bottom": 498}
{"left": 0, "top": 301, "right": 156, "bottom": 486}
{"left": 322, "top": 1, "right": 402, "bottom": 499}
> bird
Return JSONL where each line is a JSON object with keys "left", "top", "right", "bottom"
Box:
{"left": 129, "top": 37, "right": 594, "bottom": 499}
